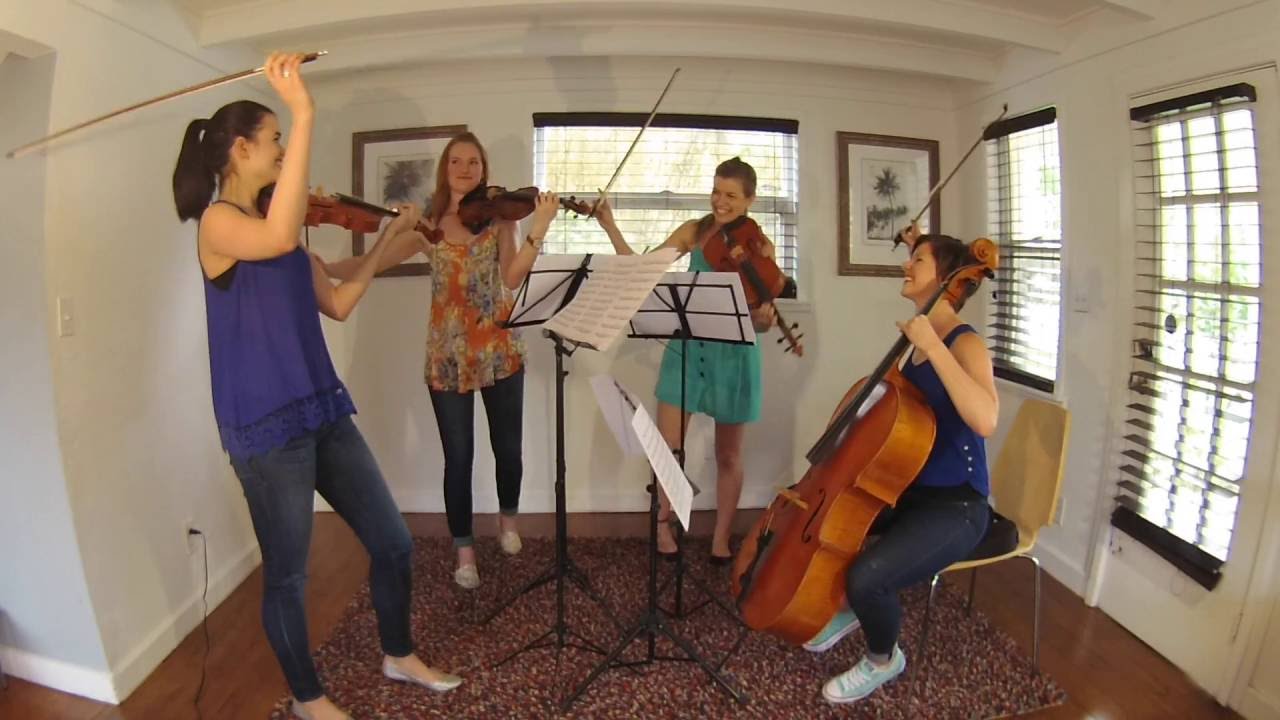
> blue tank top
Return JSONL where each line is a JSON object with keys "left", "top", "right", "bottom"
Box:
{"left": 201, "top": 203, "right": 354, "bottom": 459}
{"left": 900, "top": 324, "right": 989, "bottom": 496}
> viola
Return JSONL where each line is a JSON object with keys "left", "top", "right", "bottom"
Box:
{"left": 455, "top": 185, "right": 595, "bottom": 230}
{"left": 256, "top": 185, "right": 442, "bottom": 241}
{"left": 700, "top": 216, "right": 805, "bottom": 356}
{"left": 729, "top": 238, "right": 997, "bottom": 645}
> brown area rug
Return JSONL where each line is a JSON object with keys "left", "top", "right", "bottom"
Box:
{"left": 270, "top": 537, "right": 1065, "bottom": 719}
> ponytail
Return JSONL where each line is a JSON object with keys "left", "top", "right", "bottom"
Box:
{"left": 173, "top": 118, "right": 214, "bottom": 221}
{"left": 171, "top": 100, "right": 274, "bottom": 222}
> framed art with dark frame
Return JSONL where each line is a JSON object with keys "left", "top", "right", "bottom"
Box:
{"left": 837, "top": 131, "right": 939, "bottom": 277}
{"left": 351, "top": 124, "right": 466, "bottom": 277}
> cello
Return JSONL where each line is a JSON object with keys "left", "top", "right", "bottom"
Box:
{"left": 730, "top": 237, "right": 997, "bottom": 644}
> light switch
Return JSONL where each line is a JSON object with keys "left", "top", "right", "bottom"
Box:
{"left": 57, "top": 296, "right": 74, "bottom": 337}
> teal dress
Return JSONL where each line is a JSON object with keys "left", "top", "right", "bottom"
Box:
{"left": 654, "top": 248, "right": 763, "bottom": 424}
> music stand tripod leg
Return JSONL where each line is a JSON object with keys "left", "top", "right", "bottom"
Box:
{"left": 481, "top": 333, "right": 622, "bottom": 670}
{"left": 561, "top": 478, "right": 747, "bottom": 711}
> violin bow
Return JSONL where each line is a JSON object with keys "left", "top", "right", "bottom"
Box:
{"left": 893, "top": 103, "right": 1010, "bottom": 249}
{"left": 589, "top": 67, "right": 681, "bottom": 216}
{"left": 6, "top": 51, "right": 328, "bottom": 159}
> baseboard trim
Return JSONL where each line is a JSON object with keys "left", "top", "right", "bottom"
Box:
{"left": 1032, "top": 539, "right": 1088, "bottom": 597}
{"left": 390, "top": 508, "right": 768, "bottom": 539}
{"left": 0, "top": 644, "right": 118, "bottom": 703}
{"left": 108, "top": 540, "right": 261, "bottom": 701}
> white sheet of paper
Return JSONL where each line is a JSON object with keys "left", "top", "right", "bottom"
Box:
{"left": 542, "top": 248, "right": 680, "bottom": 350}
{"left": 589, "top": 375, "right": 645, "bottom": 457}
{"left": 631, "top": 404, "right": 694, "bottom": 531}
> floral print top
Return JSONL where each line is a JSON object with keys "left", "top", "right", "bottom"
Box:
{"left": 422, "top": 227, "right": 525, "bottom": 392}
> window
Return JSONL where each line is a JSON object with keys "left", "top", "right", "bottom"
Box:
{"left": 533, "top": 113, "right": 799, "bottom": 283}
{"left": 1112, "top": 83, "right": 1261, "bottom": 590}
{"left": 984, "top": 108, "right": 1062, "bottom": 393}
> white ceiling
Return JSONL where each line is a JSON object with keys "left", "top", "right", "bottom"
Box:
{"left": 172, "top": 0, "right": 1174, "bottom": 83}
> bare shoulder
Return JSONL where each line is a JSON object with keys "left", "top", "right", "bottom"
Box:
{"left": 670, "top": 219, "right": 700, "bottom": 251}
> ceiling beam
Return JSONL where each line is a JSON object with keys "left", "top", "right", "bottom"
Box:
{"left": 1096, "top": 0, "right": 1161, "bottom": 20}
{"left": 196, "top": 0, "right": 1066, "bottom": 53}
{"left": 271, "top": 20, "right": 997, "bottom": 83}
{"left": 0, "top": 27, "right": 54, "bottom": 59}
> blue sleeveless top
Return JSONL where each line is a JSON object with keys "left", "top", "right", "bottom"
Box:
{"left": 201, "top": 203, "right": 355, "bottom": 459}
{"left": 900, "top": 324, "right": 989, "bottom": 496}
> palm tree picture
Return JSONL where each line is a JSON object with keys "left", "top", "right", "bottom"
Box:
{"left": 865, "top": 161, "right": 912, "bottom": 241}
{"left": 380, "top": 156, "right": 434, "bottom": 206}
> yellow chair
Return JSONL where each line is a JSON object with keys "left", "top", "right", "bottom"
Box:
{"left": 907, "top": 398, "right": 1071, "bottom": 698}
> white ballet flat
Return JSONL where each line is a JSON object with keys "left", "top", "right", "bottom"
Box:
{"left": 382, "top": 657, "right": 462, "bottom": 693}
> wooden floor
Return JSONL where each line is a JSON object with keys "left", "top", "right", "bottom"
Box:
{"left": 0, "top": 512, "right": 1242, "bottom": 720}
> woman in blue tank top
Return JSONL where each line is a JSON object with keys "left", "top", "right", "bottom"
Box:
{"left": 803, "top": 225, "right": 999, "bottom": 705}
{"left": 592, "top": 158, "right": 778, "bottom": 564}
{"left": 171, "top": 53, "right": 459, "bottom": 720}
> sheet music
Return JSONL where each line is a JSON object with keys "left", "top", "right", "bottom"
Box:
{"left": 588, "top": 375, "right": 645, "bottom": 457}
{"left": 543, "top": 248, "right": 680, "bottom": 350}
{"left": 590, "top": 374, "right": 695, "bottom": 530}
{"left": 630, "top": 402, "right": 695, "bottom": 531}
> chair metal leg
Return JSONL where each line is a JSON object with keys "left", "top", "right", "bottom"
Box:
{"left": 906, "top": 574, "right": 942, "bottom": 710}
{"left": 1024, "top": 554, "right": 1041, "bottom": 673}
{"left": 966, "top": 567, "right": 978, "bottom": 617}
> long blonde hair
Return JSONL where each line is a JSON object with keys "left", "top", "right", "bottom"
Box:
{"left": 427, "top": 132, "right": 490, "bottom": 224}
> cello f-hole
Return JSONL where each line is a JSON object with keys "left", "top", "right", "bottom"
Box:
{"left": 800, "top": 488, "right": 827, "bottom": 543}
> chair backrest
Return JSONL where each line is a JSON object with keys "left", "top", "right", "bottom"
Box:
{"left": 989, "top": 398, "right": 1071, "bottom": 540}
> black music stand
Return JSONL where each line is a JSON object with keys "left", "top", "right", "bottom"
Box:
{"left": 562, "top": 271, "right": 754, "bottom": 711}
{"left": 481, "top": 254, "right": 620, "bottom": 668}
{"left": 629, "top": 272, "right": 756, "bottom": 631}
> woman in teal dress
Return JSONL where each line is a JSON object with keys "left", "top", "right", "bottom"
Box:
{"left": 594, "top": 157, "right": 777, "bottom": 563}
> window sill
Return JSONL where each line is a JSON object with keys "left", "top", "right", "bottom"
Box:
{"left": 995, "top": 376, "right": 1065, "bottom": 407}
{"left": 774, "top": 298, "right": 813, "bottom": 314}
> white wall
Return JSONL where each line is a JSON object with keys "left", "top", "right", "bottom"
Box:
{"left": 302, "top": 56, "right": 966, "bottom": 520}
{"left": 0, "top": 0, "right": 263, "bottom": 701}
{"left": 0, "top": 50, "right": 112, "bottom": 693}
{"left": 953, "top": 0, "right": 1280, "bottom": 701}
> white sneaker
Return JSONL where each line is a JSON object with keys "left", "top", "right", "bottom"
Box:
{"left": 822, "top": 646, "right": 907, "bottom": 704}
{"left": 499, "top": 530, "right": 522, "bottom": 556}
{"left": 454, "top": 564, "right": 479, "bottom": 589}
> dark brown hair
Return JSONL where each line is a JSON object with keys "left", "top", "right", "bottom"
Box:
{"left": 914, "top": 233, "right": 978, "bottom": 309}
{"left": 172, "top": 100, "right": 274, "bottom": 221}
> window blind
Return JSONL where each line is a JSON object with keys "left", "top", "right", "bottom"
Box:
{"left": 1113, "top": 83, "right": 1261, "bottom": 590}
{"left": 532, "top": 113, "right": 799, "bottom": 281}
{"left": 984, "top": 108, "right": 1062, "bottom": 393}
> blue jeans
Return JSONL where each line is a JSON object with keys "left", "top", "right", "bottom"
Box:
{"left": 230, "top": 416, "right": 414, "bottom": 701}
{"left": 845, "top": 484, "right": 990, "bottom": 656}
{"left": 428, "top": 369, "right": 524, "bottom": 548}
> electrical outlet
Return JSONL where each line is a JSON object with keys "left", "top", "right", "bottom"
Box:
{"left": 184, "top": 518, "right": 198, "bottom": 555}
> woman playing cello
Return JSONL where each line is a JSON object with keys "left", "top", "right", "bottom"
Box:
{"left": 806, "top": 223, "right": 998, "bottom": 704}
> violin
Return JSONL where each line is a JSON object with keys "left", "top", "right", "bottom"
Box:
{"left": 729, "top": 238, "right": 997, "bottom": 645}
{"left": 455, "top": 185, "right": 594, "bottom": 231}
{"left": 256, "top": 185, "right": 442, "bottom": 241}
{"left": 700, "top": 216, "right": 805, "bottom": 356}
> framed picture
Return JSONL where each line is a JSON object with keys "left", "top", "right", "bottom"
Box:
{"left": 351, "top": 124, "right": 466, "bottom": 277}
{"left": 837, "top": 131, "right": 940, "bottom": 277}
